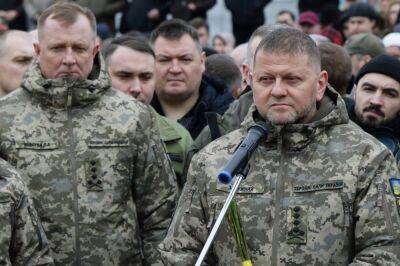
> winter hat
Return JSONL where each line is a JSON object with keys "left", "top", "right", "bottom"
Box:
{"left": 355, "top": 54, "right": 400, "bottom": 84}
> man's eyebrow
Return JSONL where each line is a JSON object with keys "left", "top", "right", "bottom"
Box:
{"left": 361, "top": 82, "right": 377, "bottom": 88}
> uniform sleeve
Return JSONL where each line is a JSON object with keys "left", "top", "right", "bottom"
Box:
{"left": 159, "top": 155, "right": 216, "bottom": 266}
{"left": 9, "top": 180, "right": 54, "bottom": 266}
{"left": 132, "top": 107, "right": 178, "bottom": 266}
{"left": 350, "top": 151, "right": 400, "bottom": 265}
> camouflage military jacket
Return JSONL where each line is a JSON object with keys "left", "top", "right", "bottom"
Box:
{"left": 0, "top": 158, "right": 53, "bottom": 266}
{"left": 0, "top": 57, "right": 177, "bottom": 265}
{"left": 160, "top": 89, "right": 400, "bottom": 265}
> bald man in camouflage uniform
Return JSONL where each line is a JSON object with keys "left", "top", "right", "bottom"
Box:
{"left": 0, "top": 2, "right": 177, "bottom": 265}
{"left": 0, "top": 158, "right": 53, "bottom": 265}
{"left": 160, "top": 28, "right": 400, "bottom": 265}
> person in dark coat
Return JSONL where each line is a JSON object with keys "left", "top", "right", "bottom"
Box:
{"left": 170, "top": 0, "right": 216, "bottom": 21}
{"left": 224, "top": 0, "right": 271, "bottom": 44}
{"left": 0, "top": 0, "right": 27, "bottom": 30}
{"left": 150, "top": 19, "right": 233, "bottom": 139}
{"left": 120, "top": 0, "right": 170, "bottom": 33}
{"left": 346, "top": 54, "right": 400, "bottom": 163}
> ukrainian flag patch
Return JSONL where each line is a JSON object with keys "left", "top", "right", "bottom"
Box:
{"left": 389, "top": 178, "right": 400, "bottom": 197}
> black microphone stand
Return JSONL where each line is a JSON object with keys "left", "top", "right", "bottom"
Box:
{"left": 195, "top": 164, "right": 251, "bottom": 266}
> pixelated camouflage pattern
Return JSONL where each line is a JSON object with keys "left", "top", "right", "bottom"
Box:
{"left": 0, "top": 158, "right": 53, "bottom": 265}
{"left": 160, "top": 89, "right": 400, "bottom": 265}
{"left": 0, "top": 55, "right": 177, "bottom": 265}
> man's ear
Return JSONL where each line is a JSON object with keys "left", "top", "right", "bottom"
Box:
{"left": 200, "top": 51, "right": 206, "bottom": 73}
{"left": 242, "top": 63, "right": 250, "bottom": 86}
{"left": 316, "top": 70, "right": 328, "bottom": 101}
{"left": 93, "top": 42, "right": 100, "bottom": 56}
{"left": 33, "top": 43, "right": 40, "bottom": 57}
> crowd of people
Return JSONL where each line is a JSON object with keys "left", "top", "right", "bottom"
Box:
{"left": 1, "top": 0, "right": 400, "bottom": 265}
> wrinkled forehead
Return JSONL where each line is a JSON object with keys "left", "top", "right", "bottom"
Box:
{"left": 39, "top": 14, "right": 96, "bottom": 42}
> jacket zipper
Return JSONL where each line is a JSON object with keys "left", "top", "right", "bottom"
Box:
{"left": 271, "top": 131, "right": 285, "bottom": 266}
{"left": 66, "top": 86, "right": 81, "bottom": 265}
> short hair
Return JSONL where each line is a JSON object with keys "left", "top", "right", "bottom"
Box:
{"left": 37, "top": 2, "right": 97, "bottom": 40}
{"left": 245, "top": 24, "right": 290, "bottom": 65}
{"left": 318, "top": 42, "right": 352, "bottom": 96}
{"left": 277, "top": 10, "right": 295, "bottom": 21}
{"left": 190, "top": 17, "right": 209, "bottom": 32}
{"left": 150, "top": 19, "right": 202, "bottom": 52}
{"left": 102, "top": 35, "right": 155, "bottom": 65}
{"left": 254, "top": 28, "right": 321, "bottom": 71}
{"left": 205, "top": 54, "right": 242, "bottom": 90}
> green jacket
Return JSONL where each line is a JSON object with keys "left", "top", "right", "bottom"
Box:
{"left": 0, "top": 158, "right": 53, "bottom": 266}
{"left": 152, "top": 108, "right": 193, "bottom": 187}
{"left": 0, "top": 56, "right": 177, "bottom": 265}
{"left": 160, "top": 88, "right": 400, "bottom": 265}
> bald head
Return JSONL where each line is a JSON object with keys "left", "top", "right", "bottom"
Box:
{"left": 0, "top": 30, "right": 35, "bottom": 95}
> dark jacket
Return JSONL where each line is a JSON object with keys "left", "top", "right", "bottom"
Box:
{"left": 345, "top": 97, "right": 400, "bottom": 163}
{"left": 224, "top": 0, "right": 270, "bottom": 26}
{"left": 170, "top": 0, "right": 216, "bottom": 21}
{"left": 0, "top": 0, "right": 26, "bottom": 30}
{"left": 298, "top": 0, "right": 339, "bottom": 13}
{"left": 120, "top": 0, "right": 170, "bottom": 33}
{"left": 152, "top": 74, "right": 234, "bottom": 139}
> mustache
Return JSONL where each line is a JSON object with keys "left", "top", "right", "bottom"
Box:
{"left": 363, "top": 104, "right": 385, "bottom": 118}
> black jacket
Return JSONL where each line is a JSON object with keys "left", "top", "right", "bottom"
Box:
{"left": 224, "top": 0, "right": 270, "bottom": 26}
{"left": 152, "top": 74, "right": 234, "bottom": 139}
{"left": 345, "top": 97, "right": 400, "bottom": 163}
{"left": 120, "top": 0, "right": 170, "bottom": 33}
{"left": 170, "top": 0, "right": 216, "bottom": 21}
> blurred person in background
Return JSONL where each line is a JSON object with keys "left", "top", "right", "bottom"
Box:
{"left": 383, "top": 32, "right": 400, "bottom": 57}
{"left": 0, "top": 30, "right": 34, "bottom": 97}
{"left": 212, "top": 32, "right": 235, "bottom": 54}
{"left": 0, "top": 0, "right": 27, "bottom": 30}
{"left": 341, "top": 2, "right": 383, "bottom": 37}
{"left": 276, "top": 9, "right": 296, "bottom": 27}
{"left": 205, "top": 54, "right": 242, "bottom": 98}
{"left": 190, "top": 17, "right": 210, "bottom": 48}
{"left": 298, "top": 11, "right": 321, "bottom": 35}
{"left": 170, "top": 0, "right": 215, "bottom": 21}
{"left": 120, "top": 0, "right": 169, "bottom": 34}
{"left": 224, "top": 0, "right": 271, "bottom": 44}
{"left": 345, "top": 32, "right": 385, "bottom": 76}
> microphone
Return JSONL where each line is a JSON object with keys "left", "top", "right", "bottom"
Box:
{"left": 217, "top": 121, "right": 269, "bottom": 184}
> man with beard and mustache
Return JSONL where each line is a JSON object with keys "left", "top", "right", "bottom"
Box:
{"left": 348, "top": 54, "right": 400, "bottom": 163}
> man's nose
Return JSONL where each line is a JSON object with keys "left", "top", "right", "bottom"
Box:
{"left": 129, "top": 79, "right": 142, "bottom": 95}
{"left": 270, "top": 79, "right": 287, "bottom": 97}
{"left": 62, "top": 48, "right": 76, "bottom": 65}
{"left": 369, "top": 91, "right": 384, "bottom": 106}
{"left": 169, "top": 59, "right": 182, "bottom": 73}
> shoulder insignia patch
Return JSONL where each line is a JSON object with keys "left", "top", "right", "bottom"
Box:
{"left": 389, "top": 178, "right": 400, "bottom": 197}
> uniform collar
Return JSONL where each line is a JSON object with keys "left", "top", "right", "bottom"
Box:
{"left": 21, "top": 54, "right": 111, "bottom": 109}
{"left": 241, "top": 86, "right": 349, "bottom": 151}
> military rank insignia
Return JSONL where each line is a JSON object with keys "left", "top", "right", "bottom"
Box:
{"left": 286, "top": 205, "right": 307, "bottom": 245}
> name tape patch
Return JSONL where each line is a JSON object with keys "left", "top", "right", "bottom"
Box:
{"left": 293, "top": 180, "right": 344, "bottom": 193}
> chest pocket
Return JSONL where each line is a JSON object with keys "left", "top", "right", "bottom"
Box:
{"left": 13, "top": 138, "right": 59, "bottom": 170}
{"left": 289, "top": 180, "right": 351, "bottom": 253}
{"left": 86, "top": 138, "right": 132, "bottom": 193}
